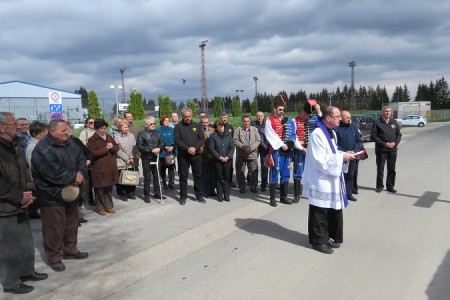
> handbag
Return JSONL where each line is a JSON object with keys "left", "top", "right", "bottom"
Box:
{"left": 119, "top": 166, "right": 140, "bottom": 186}
{"left": 264, "top": 153, "right": 274, "bottom": 168}
{"left": 164, "top": 152, "right": 175, "bottom": 166}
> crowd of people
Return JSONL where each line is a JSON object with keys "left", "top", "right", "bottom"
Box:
{"left": 0, "top": 101, "right": 402, "bottom": 293}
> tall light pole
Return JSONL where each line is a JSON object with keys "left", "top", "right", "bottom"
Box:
{"left": 253, "top": 76, "right": 258, "bottom": 111}
{"left": 199, "top": 40, "right": 208, "bottom": 113}
{"left": 110, "top": 84, "right": 123, "bottom": 116}
{"left": 222, "top": 97, "right": 225, "bottom": 113}
{"left": 235, "top": 89, "right": 244, "bottom": 101}
{"left": 182, "top": 79, "right": 187, "bottom": 107}
{"left": 348, "top": 60, "right": 356, "bottom": 109}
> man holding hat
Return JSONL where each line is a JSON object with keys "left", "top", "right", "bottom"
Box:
{"left": 264, "top": 95, "right": 297, "bottom": 207}
{"left": 292, "top": 99, "right": 322, "bottom": 203}
{"left": 31, "top": 120, "right": 88, "bottom": 272}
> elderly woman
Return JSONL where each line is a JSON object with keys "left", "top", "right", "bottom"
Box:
{"left": 209, "top": 120, "right": 235, "bottom": 202}
{"left": 78, "top": 116, "right": 96, "bottom": 206}
{"left": 87, "top": 119, "right": 120, "bottom": 215}
{"left": 108, "top": 116, "right": 123, "bottom": 138}
{"left": 114, "top": 119, "right": 137, "bottom": 201}
{"left": 156, "top": 115, "right": 176, "bottom": 189}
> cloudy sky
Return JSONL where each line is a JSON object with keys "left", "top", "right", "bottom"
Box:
{"left": 1, "top": 0, "right": 450, "bottom": 110}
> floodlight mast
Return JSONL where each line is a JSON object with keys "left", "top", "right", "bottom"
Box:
{"left": 199, "top": 40, "right": 208, "bottom": 113}
{"left": 348, "top": 61, "right": 356, "bottom": 109}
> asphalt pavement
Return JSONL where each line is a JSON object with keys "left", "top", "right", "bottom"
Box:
{"left": 3, "top": 122, "right": 450, "bottom": 300}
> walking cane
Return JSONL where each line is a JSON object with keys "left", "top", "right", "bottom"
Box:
{"left": 150, "top": 154, "right": 164, "bottom": 205}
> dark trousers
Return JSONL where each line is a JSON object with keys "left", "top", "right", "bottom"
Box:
{"left": 353, "top": 160, "right": 359, "bottom": 193}
{"left": 178, "top": 154, "right": 202, "bottom": 198}
{"left": 40, "top": 202, "right": 79, "bottom": 264}
{"left": 158, "top": 158, "right": 175, "bottom": 185}
{"left": 215, "top": 160, "right": 231, "bottom": 200}
{"left": 375, "top": 151, "right": 397, "bottom": 189}
{"left": 235, "top": 156, "right": 258, "bottom": 190}
{"left": 0, "top": 214, "right": 35, "bottom": 289}
{"left": 81, "top": 170, "right": 95, "bottom": 204}
{"left": 259, "top": 154, "right": 268, "bottom": 188}
{"left": 142, "top": 159, "right": 162, "bottom": 197}
{"left": 116, "top": 169, "right": 137, "bottom": 198}
{"left": 344, "top": 160, "right": 356, "bottom": 197}
{"left": 202, "top": 161, "right": 217, "bottom": 196}
{"left": 94, "top": 187, "right": 114, "bottom": 211}
{"left": 308, "top": 204, "right": 343, "bottom": 245}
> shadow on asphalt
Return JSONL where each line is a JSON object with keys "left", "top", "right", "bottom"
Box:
{"left": 234, "top": 218, "right": 310, "bottom": 249}
{"left": 426, "top": 248, "right": 450, "bottom": 299}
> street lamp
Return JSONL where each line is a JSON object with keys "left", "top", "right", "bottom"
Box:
{"left": 235, "top": 89, "right": 244, "bottom": 101}
{"left": 253, "top": 76, "right": 258, "bottom": 111}
{"left": 110, "top": 84, "right": 123, "bottom": 116}
{"left": 182, "top": 79, "right": 187, "bottom": 107}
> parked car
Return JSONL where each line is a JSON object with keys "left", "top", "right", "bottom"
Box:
{"left": 72, "top": 120, "right": 85, "bottom": 129}
{"left": 395, "top": 115, "right": 427, "bottom": 127}
{"left": 351, "top": 114, "right": 375, "bottom": 141}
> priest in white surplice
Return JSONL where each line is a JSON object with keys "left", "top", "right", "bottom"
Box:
{"left": 303, "top": 106, "right": 356, "bottom": 254}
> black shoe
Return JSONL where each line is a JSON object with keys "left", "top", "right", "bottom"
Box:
{"left": 230, "top": 182, "right": 237, "bottom": 188}
{"left": 79, "top": 218, "right": 88, "bottom": 224}
{"left": 20, "top": 271, "right": 48, "bottom": 282}
{"left": 269, "top": 200, "right": 277, "bottom": 207}
{"left": 28, "top": 212, "right": 41, "bottom": 219}
{"left": 162, "top": 184, "right": 168, "bottom": 190}
{"left": 144, "top": 196, "right": 151, "bottom": 203}
{"left": 375, "top": 187, "right": 383, "bottom": 193}
{"left": 387, "top": 188, "right": 397, "bottom": 193}
{"left": 129, "top": 196, "right": 136, "bottom": 200}
{"left": 327, "top": 239, "right": 341, "bottom": 249}
{"left": 261, "top": 186, "right": 266, "bottom": 192}
{"left": 348, "top": 195, "right": 357, "bottom": 201}
{"left": 3, "top": 283, "right": 34, "bottom": 294}
{"left": 224, "top": 197, "right": 230, "bottom": 202}
{"left": 250, "top": 188, "right": 258, "bottom": 193}
{"left": 168, "top": 183, "right": 174, "bottom": 189}
{"left": 280, "top": 199, "right": 292, "bottom": 205}
{"left": 154, "top": 195, "right": 167, "bottom": 199}
{"left": 353, "top": 190, "right": 358, "bottom": 195}
{"left": 218, "top": 198, "right": 223, "bottom": 202}
{"left": 179, "top": 197, "right": 186, "bottom": 205}
{"left": 120, "top": 196, "right": 128, "bottom": 201}
{"left": 239, "top": 189, "right": 245, "bottom": 194}
{"left": 312, "top": 244, "right": 334, "bottom": 254}
{"left": 209, "top": 191, "right": 218, "bottom": 197}
{"left": 50, "top": 261, "right": 66, "bottom": 272}
{"left": 63, "top": 251, "right": 89, "bottom": 260}
{"left": 196, "top": 196, "right": 206, "bottom": 203}
{"left": 88, "top": 200, "right": 96, "bottom": 206}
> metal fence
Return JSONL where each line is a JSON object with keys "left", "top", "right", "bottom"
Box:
{"left": 431, "top": 110, "right": 450, "bottom": 121}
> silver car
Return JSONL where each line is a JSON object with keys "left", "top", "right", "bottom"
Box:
{"left": 395, "top": 115, "right": 427, "bottom": 127}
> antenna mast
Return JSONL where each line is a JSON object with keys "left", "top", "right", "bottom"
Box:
{"left": 199, "top": 40, "right": 208, "bottom": 112}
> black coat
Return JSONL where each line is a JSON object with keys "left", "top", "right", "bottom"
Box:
{"left": 31, "top": 135, "right": 87, "bottom": 206}
{"left": 209, "top": 131, "right": 235, "bottom": 161}
{"left": 136, "top": 129, "right": 164, "bottom": 161}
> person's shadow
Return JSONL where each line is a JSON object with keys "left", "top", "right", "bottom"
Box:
{"left": 234, "top": 218, "right": 310, "bottom": 249}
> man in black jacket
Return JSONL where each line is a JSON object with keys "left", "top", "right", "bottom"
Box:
{"left": 136, "top": 116, "right": 165, "bottom": 203}
{"left": 251, "top": 111, "right": 269, "bottom": 191}
{"left": 370, "top": 106, "right": 402, "bottom": 193}
{"left": 0, "top": 112, "right": 48, "bottom": 294}
{"left": 31, "top": 120, "right": 88, "bottom": 273}
{"left": 174, "top": 107, "right": 205, "bottom": 205}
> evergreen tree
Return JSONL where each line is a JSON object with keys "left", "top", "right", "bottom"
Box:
{"left": 187, "top": 101, "right": 197, "bottom": 118}
{"left": 231, "top": 99, "right": 242, "bottom": 117}
{"left": 128, "top": 91, "right": 145, "bottom": 120}
{"left": 242, "top": 99, "right": 251, "bottom": 113}
{"left": 158, "top": 95, "right": 173, "bottom": 117}
{"left": 250, "top": 99, "right": 258, "bottom": 116}
{"left": 87, "top": 90, "right": 101, "bottom": 119}
{"left": 213, "top": 96, "right": 223, "bottom": 117}
{"left": 74, "top": 87, "right": 89, "bottom": 108}
{"left": 433, "top": 77, "right": 450, "bottom": 109}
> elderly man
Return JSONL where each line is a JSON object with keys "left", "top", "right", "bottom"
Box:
{"left": 265, "top": 95, "right": 297, "bottom": 207}
{"left": 303, "top": 106, "right": 356, "bottom": 254}
{"left": 16, "top": 117, "right": 32, "bottom": 151}
{"left": 0, "top": 112, "right": 48, "bottom": 294}
{"left": 169, "top": 112, "right": 179, "bottom": 128}
{"left": 371, "top": 106, "right": 402, "bottom": 193}
{"left": 251, "top": 111, "right": 269, "bottom": 192}
{"left": 234, "top": 115, "right": 260, "bottom": 193}
{"left": 137, "top": 116, "right": 165, "bottom": 203}
{"left": 220, "top": 112, "right": 236, "bottom": 187}
{"left": 174, "top": 107, "right": 205, "bottom": 205}
{"left": 200, "top": 116, "right": 217, "bottom": 198}
{"left": 31, "top": 120, "right": 88, "bottom": 272}
{"left": 334, "top": 111, "right": 361, "bottom": 201}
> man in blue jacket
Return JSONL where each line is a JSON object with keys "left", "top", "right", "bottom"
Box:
{"left": 334, "top": 111, "right": 361, "bottom": 201}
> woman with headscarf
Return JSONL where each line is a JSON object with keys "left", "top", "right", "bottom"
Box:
{"left": 114, "top": 119, "right": 137, "bottom": 201}
{"left": 87, "top": 119, "right": 120, "bottom": 215}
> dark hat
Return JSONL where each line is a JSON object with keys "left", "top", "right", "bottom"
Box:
{"left": 94, "top": 119, "right": 108, "bottom": 129}
{"left": 274, "top": 95, "right": 287, "bottom": 108}
{"left": 303, "top": 98, "right": 317, "bottom": 114}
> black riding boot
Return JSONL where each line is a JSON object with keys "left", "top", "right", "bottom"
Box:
{"left": 293, "top": 179, "right": 301, "bottom": 203}
{"left": 280, "top": 181, "right": 292, "bottom": 204}
{"left": 269, "top": 183, "right": 277, "bottom": 207}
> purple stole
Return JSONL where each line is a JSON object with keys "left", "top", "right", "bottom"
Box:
{"left": 316, "top": 122, "right": 349, "bottom": 208}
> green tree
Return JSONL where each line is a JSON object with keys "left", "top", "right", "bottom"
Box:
{"left": 128, "top": 91, "right": 145, "bottom": 120}
{"left": 433, "top": 77, "right": 450, "bottom": 109}
{"left": 74, "top": 87, "right": 89, "bottom": 108}
{"left": 242, "top": 99, "right": 251, "bottom": 113}
{"left": 250, "top": 99, "right": 258, "bottom": 116}
{"left": 231, "top": 99, "right": 242, "bottom": 117}
{"left": 87, "top": 90, "right": 101, "bottom": 119}
{"left": 187, "top": 101, "right": 197, "bottom": 118}
{"left": 213, "top": 96, "right": 223, "bottom": 117}
{"left": 158, "top": 95, "right": 173, "bottom": 117}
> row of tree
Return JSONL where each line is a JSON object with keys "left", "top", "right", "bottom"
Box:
{"left": 75, "top": 76, "right": 450, "bottom": 120}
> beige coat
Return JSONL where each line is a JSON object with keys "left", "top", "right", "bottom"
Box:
{"left": 114, "top": 132, "right": 137, "bottom": 170}
{"left": 233, "top": 126, "right": 260, "bottom": 160}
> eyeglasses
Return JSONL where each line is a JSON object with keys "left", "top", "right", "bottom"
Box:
{"left": 88, "top": 121, "right": 94, "bottom": 124}
{"left": 148, "top": 123, "right": 155, "bottom": 126}
{"left": 330, "top": 115, "right": 341, "bottom": 119}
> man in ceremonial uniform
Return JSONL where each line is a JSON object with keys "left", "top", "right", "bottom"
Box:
{"left": 264, "top": 95, "right": 296, "bottom": 207}
{"left": 292, "top": 99, "right": 322, "bottom": 203}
